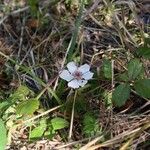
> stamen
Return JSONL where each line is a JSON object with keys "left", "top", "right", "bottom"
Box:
{"left": 72, "top": 71, "right": 82, "bottom": 80}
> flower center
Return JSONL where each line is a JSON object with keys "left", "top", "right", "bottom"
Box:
{"left": 72, "top": 71, "right": 82, "bottom": 80}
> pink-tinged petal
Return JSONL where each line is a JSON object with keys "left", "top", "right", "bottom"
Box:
{"left": 78, "top": 64, "right": 90, "bottom": 74}
{"left": 68, "top": 79, "right": 80, "bottom": 89}
{"left": 67, "top": 62, "right": 78, "bottom": 73}
{"left": 78, "top": 80, "right": 88, "bottom": 87}
{"left": 59, "top": 70, "right": 73, "bottom": 81}
{"left": 82, "top": 71, "right": 94, "bottom": 80}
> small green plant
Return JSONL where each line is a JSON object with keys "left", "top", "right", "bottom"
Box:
{"left": 29, "top": 117, "right": 69, "bottom": 140}
{"left": 0, "top": 85, "right": 34, "bottom": 115}
{"left": 82, "top": 113, "right": 101, "bottom": 137}
{"left": 112, "top": 57, "right": 150, "bottom": 107}
{"left": 0, "top": 85, "right": 41, "bottom": 144}
{"left": 27, "top": 0, "right": 39, "bottom": 18}
{"left": 30, "top": 118, "right": 47, "bottom": 140}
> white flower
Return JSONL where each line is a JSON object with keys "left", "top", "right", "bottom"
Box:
{"left": 59, "top": 62, "right": 94, "bottom": 89}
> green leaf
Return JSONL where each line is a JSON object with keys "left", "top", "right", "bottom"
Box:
{"left": 0, "top": 119, "right": 7, "bottom": 150}
{"left": 102, "top": 59, "right": 112, "bottom": 79}
{"left": 127, "top": 58, "right": 143, "bottom": 80}
{"left": 112, "top": 84, "right": 131, "bottom": 107}
{"left": 9, "top": 85, "right": 31, "bottom": 102}
{"left": 136, "top": 47, "right": 150, "bottom": 59}
{"left": 16, "top": 98, "right": 39, "bottom": 115}
{"left": 30, "top": 126, "right": 45, "bottom": 139}
{"left": 44, "top": 126, "right": 55, "bottom": 139}
{"left": 51, "top": 117, "right": 69, "bottom": 131}
{"left": 83, "top": 113, "right": 100, "bottom": 137}
{"left": 30, "top": 118, "right": 47, "bottom": 139}
{"left": 134, "top": 79, "right": 150, "bottom": 98}
{"left": 119, "top": 72, "right": 129, "bottom": 82}
{"left": 103, "top": 90, "right": 112, "bottom": 108}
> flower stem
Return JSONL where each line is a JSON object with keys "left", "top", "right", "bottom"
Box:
{"left": 68, "top": 90, "right": 78, "bottom": 140}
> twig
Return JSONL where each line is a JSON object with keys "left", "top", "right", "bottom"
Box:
{"left": 111, "top": 59, "right": 115, "bottom": 90}
{"left": 18, "top": 16, "right": 26, "bottom": 58}
{"left": 55, "top": 137, "right": 94, "bottom": 149}
{"left": 83, "top": 0, "right": 102, "bottom": 18}
{"left": 15, "top": 105, "right": 62, "bottom": 128}
{"left": 79, "top": 136, "right": 104, "bottom": 150}
{"left": 114, "top": 13, "right": 138, "bottom": 46}
{"left": 85, "top": 121, "right": 150, "bottom": 150}
{"left": 53, "top": 37, "right": 73, "bottom": 90}
{"left": 0, "top": 6, "right": 29, "bottom": 25}
{"left": 53, "top": 0, "right": 85, "bottom": 91}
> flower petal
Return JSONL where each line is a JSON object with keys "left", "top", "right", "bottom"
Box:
{"left": 78, "top": 64, "right": 90, "bottom": 74}
{"left": 78, "top": 80, "right": 88, "bottom": 87}
{"left": 82, "top": 71, "right": 94, "bottom": 80}
{"left": 59, "top": 70, "right": 73, "bottom": 81}
{"left": 68, "top": 79, "right": 80, "bottom": 89}
{"left": 67, "top": 62, "right": 78, "bottom": 73}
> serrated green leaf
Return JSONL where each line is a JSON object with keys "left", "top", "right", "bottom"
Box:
{"left": 15, "top": 85, "right": 30, "bottom": 96}
{"left": 16, "top": 98, "right": 39, "bottom": 115}
{"left": 0, "top": 119, "right": 7, "bottom": 150}
{"left": 136, "top": 47, "right": 150, "bottom": 59}
{"left": 83, "top": 113, "right": 99, "bottom": 137}
{"left": 30, "top": 126, "right": 44, "bottom": 139}
{"left": 30, "top": 119, "right": 47, "bottom": 139}
{"left": 112, "top": 84, "right": 131, "bottom": 107}
{"left": 119, "top": 72, "right": 129, "bottom": 82}
{"left": 10, "top": 85, "right": 31, "bottom": 102}
{"left": 127, "top": 58, "right": 143, "bottom": 80}
{"left": 103, "top": 59, "right": 112, "bottom": 79}
{"left": 134, "top": 79, "right": 150, "bottom": 98}
{"left": 103, "top": 90, "right": 112, "bottom": 108}
{"left": 51, "top": 117, "right": 69, "bottom": 131}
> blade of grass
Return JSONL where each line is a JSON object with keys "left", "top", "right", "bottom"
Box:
{"left": 66, "top": 0, "right": 85, "bottom": 62}
{"left": 54, "top": 0, "right": 85, "bottom": 92}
